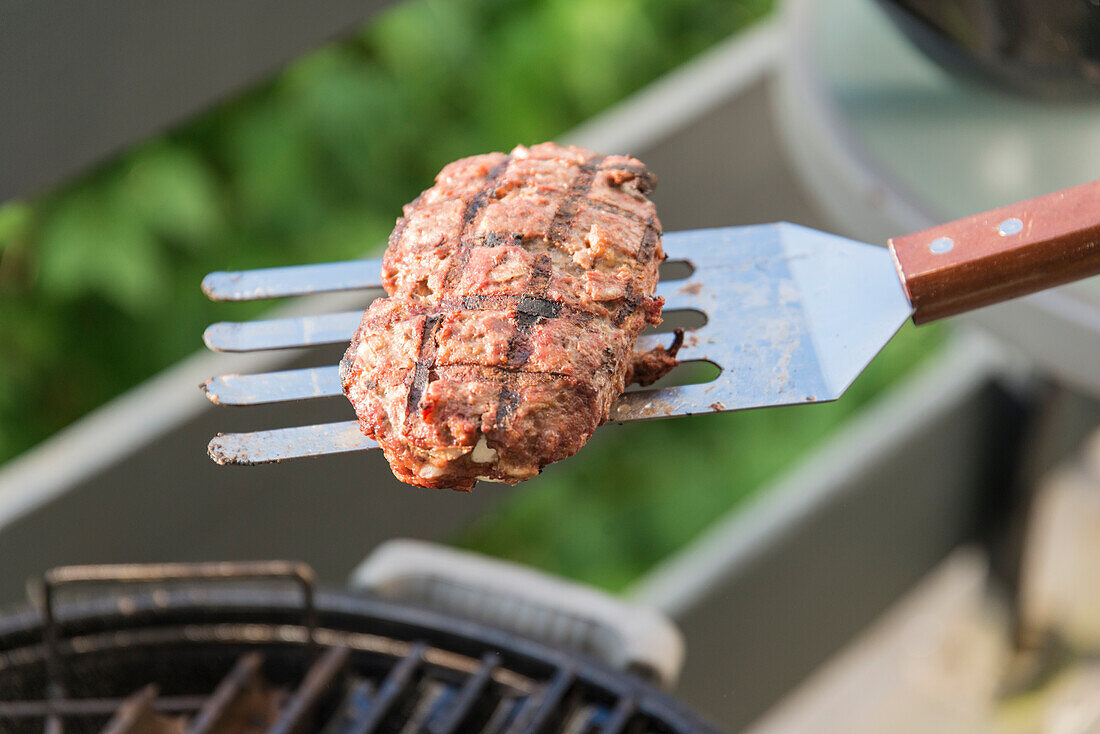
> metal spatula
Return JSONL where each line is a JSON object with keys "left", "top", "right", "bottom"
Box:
{"left": 201, "top": 180, "right": 1100, "bottom": 465}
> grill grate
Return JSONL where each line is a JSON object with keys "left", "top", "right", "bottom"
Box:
{"left": 0, "top": 647, "right": 633, "bottom": 734}
{"left": 184, "top": 652, "right": 273, "bottom": 734}
{"left": 426, "top": 653, "right": 499, "bottom": 734}
{"left": 0, "top": 563, "right": 720, "bottom": 734}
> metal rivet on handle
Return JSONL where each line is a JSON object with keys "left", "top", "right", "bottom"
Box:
{"left": 998, "top": 217, "right": 1023, "bottom": 236}
{"left": 928, "top": 236, "right": 954, "bottom": 254}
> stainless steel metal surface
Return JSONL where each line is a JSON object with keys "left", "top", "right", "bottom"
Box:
{"left": 204, "top": 311, "right": 366, "bottom": 352}
{"left": 203, "top": 261, "right": 381, "bottom": 302}
{"left": 202, "top": 224, "right": 913, "bottom": 465}
{"left": 209, "top": 422, "right": 376, "bottom": 463}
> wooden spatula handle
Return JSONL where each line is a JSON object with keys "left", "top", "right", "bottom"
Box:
{"left": 889, "top": 180, "right": 1100, "bottom": 323}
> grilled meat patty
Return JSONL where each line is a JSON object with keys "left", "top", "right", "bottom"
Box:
{"left": 340, "top": 143, "right": 679, "bottom": 490}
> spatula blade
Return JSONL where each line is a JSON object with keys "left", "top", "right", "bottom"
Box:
{"left": 647, "top": 223, "right": 913, "bottom": 414}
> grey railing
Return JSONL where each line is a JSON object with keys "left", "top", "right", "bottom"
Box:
{"left": 0, "top": 0, "right": 394, "bottom": 202}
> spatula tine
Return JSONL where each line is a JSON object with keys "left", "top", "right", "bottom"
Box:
{"left": 201, "top": 332, "right": 708, "bottom": 406}
{"left": 208, "top": 421, "right": 375, "bottom": 465}
{"left": 202, "top": 279, "right": 701, "bottom": 353}
{"left": 206, "top": 377, "right": 740, "bottom": 465}
{"left": 203, "top": 310, "right": 366, "bottom": 352}
{"left": 202, "top": 259, "right": 384, "bottom": 301}
{"left": 610, "top": 381, "right": 737, "bottom": 422}
{"left": 201, "top": 387, "right": 674, "bottom": 465}
{"left": 202, "top": 366, "right": 344, "bottom": 406}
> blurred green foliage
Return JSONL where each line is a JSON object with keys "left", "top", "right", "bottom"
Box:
{"left": 0, "top": 0, "right": 945, "bottom": 592}
{"left": 0, "top": 0, "right": 771, "bottom": 464}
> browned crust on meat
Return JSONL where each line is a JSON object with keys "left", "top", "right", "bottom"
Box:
{"left": 341, "top": 143, "right": 675, "bottom": 490}
{"left": 627, "top": 329, "right": 684, "bottom": 387}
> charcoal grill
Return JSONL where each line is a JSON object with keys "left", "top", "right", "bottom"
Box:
{"left": 0, "top": 562, "right": 720, "bottom": 734}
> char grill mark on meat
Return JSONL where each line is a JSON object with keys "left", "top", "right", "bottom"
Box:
{"left": 342, "top": 143, "right": 678, "bottom": 490}
{"left": 494, "top": 153, "right": 603, "bottom": 387}
{"left": 407, "top": 156, "right": 514, "bottom": 422}
{"left": 404, "top": 314, "right": 443, "bottom": 427}
{"left": 495, "top": 146, "right": 602, "bottom": 419}
{"left": 440, "top": 156, "right": 515, "bottom": 293}
{"left": 547, "top": 154, "right": 606, "bottom": 245}
{"left": 503, "top": 152, "right": 607, "bottom": 426}
{"left": 496, "top": 253, "right": 550, "bottom": 430}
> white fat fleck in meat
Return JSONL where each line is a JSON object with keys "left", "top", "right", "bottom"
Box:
{"left": 470, "top": 435, "right": 498, "bottom": 463}
{"left": 428, "top": 445, "right": 473, "bottom": 461}
{"left": 585, "top": 224, "right": 603, "bottom": 248}
{"left": 571, "top": 224, "right": 603, "bottom": 269}
{"left": 418, "top": 464, "right": 445, "bottom": 479}
{"left": 582, "top": 271, "right": 627, "bottom": 301}
{"left": 489, "top": 257, "right": 527, "bottom": 283}
{"left": 382, "top": 385, "right": 409, "bottom": 427}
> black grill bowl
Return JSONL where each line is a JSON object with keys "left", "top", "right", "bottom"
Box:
{"left": 0, "top": 586, "right": 722, "bottom": 734}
